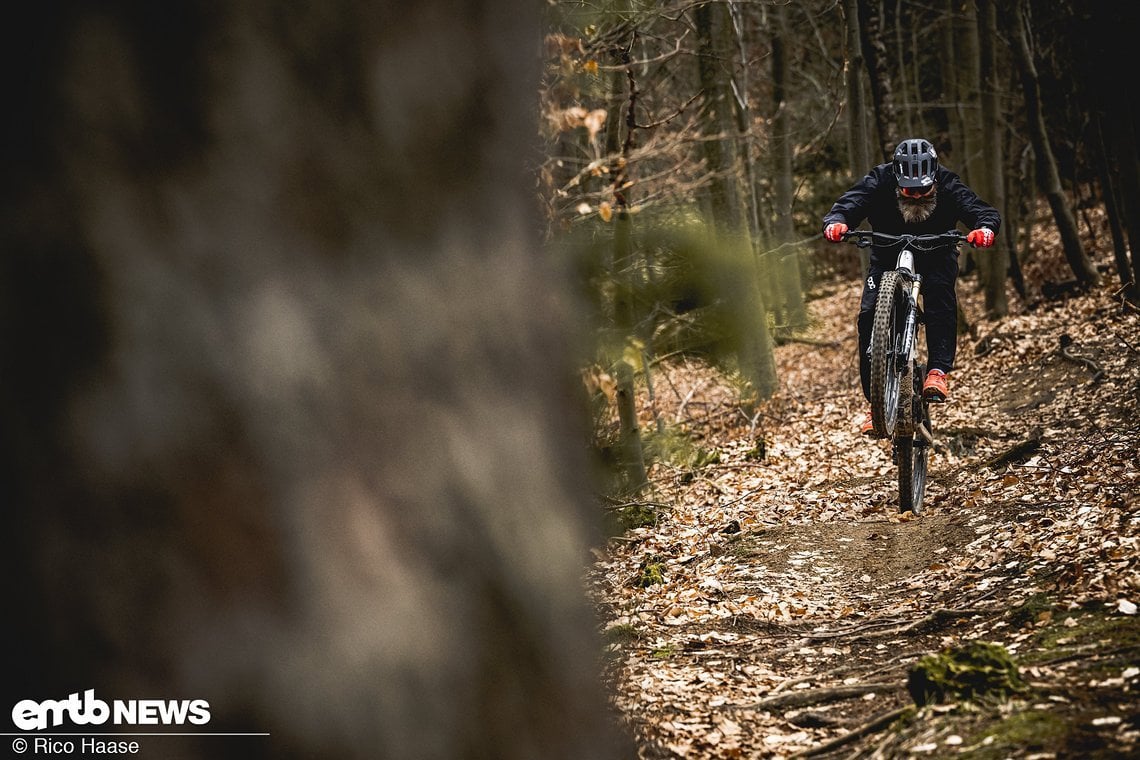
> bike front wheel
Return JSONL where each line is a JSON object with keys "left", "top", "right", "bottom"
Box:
{"left": 869, "top": 271, "right": 910, "bottom": 438}
{"left": 897, "top": 377, "right": 931, "bottom": 514}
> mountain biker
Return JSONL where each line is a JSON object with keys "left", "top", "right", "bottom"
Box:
{"left": 822, "top": 138, "right": 1001, "bottom": 436}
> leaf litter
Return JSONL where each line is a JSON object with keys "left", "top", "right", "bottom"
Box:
{"left": 593, "top": 254, "right": 1140, "bottom": 757}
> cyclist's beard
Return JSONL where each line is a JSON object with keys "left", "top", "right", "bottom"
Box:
{"left": 898, "top": 192, "right": 937, "bottom": 223}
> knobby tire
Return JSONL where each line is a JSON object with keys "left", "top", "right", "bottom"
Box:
{"left": 897, "top": 373, "right": 930, "bottom": 514}
{"left": 869, "top": 271, "right": 908, "bottom": 438}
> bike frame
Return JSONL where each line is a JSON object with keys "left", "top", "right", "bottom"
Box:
{"left": 842, "top": 230, "right": 966, "bottom": 513}
{"left": 846, "top": 230, "right": 964, "bottom": 379}
{"left": 892, "top": 247, "right": 922, "bottom": 389}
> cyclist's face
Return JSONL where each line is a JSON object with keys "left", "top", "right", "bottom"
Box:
{"left": 899, "top": 186, "right": 935, "bottom": 199}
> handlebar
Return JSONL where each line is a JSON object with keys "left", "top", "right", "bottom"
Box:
{"left": 841, "top": 230, "right": 969, "bottom": 250}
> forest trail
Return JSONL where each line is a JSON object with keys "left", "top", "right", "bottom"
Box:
{"left": 593, "top": 278, "right": 1140, "bottom": 758}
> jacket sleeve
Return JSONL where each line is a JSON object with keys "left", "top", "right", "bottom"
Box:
{"left": 941, "top": 170, "right": 1002, "bottom": 233}
{"left": 822, "top": 165, "right": 886, "bottom": 231}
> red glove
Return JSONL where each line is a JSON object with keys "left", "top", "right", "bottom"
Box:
{"left": 824, "top": 222, "right": 848, "bottom": 242}
{"left": 967, "top": 227, "right": 995, "bottom": 247}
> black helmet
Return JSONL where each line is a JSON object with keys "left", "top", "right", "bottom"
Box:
{"left": 892, "top": 138, "right": 938, "bottom": 190}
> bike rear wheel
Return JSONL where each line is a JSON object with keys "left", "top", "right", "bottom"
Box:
{"left": 869, "top": 271, "right": 909, "bottom": 438}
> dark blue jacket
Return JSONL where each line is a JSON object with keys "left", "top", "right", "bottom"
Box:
{"left": 823, "top": 163, "right": 1001, "bottom": 256}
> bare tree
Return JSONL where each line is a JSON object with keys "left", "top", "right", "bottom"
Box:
{"left": 1007, "top": 0, "right": 1100, "bottom": 286}
{"left": 977, "top": 0, "right": 1009, "bottom": 315}
{"left": 858, "top": 0, "right": 899, "bottom": 160}
{"left": 771, "top": 1, "right": 807, "bottom": 328}
{"left": 696, "top": 0, "right": 777, "bottom": 397}
{"left": 609, "top": 35, "right": 650, "bottom": 490}
{"left": 940, "top": 0, "right": 965, "bottom": 170}
{"left": 955, "top": 0, "right": 983, "bottom": 187}
{"left": 842, "top": 0, "right": 873, "bottom": 273}
{"left": 844, "top": 0, "right": 873, "bottom": 178}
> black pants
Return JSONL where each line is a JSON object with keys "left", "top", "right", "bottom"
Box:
{"left": 857, "top": 247, "right": 959, "bottom": 401}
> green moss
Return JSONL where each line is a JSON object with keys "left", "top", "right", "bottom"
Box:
{"left": 744, "top": 440, "right": 767, "bottom": 462}
{"left": 643, "top": 426, "right": 720, "bottom": 471}
{"left": 636, "top": 561, "right": 666, "bottom": 588}
{"left": 609, "top": 503, "right": 659, "bottom": 533}
{"left": 907, "top": 641, "right": 1025, "bottom": 706}
{"left": 964, "top": 709, "right": 1070, "bottom": 759}
{"left": 1024, "top": 607, "right": 1140, "bottom": 666}
{"left": 1008, "top": 593, "right": 1054, "bottom": 629}
{"left": 651, "top": 645, "right": 677, "bottom": 659}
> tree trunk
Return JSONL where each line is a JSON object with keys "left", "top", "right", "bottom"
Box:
{"left": 844, "top": 0, "right": 873, "bottom": 272}
{"left": 977, "top": 0, "right": 1008, "bottom": 316}
{"left": 2, "top": 2, "right": 621, "bottom": 758}
{"left": 613, "top": 211, "right": 649, "bottom": 490}
{"left": 771, "top": 2, "right": 807, "bottom": 328}
{"left": 941, "top": 0, "right": 965, "bottom": 170}
{"left": 858, "top": 0, "right": 899, "bottom": 160}
{"left": 956, "top": 1, "right": 983, "bottom": 187}
{"left": 844, "top": 0, "right": 872, "bottom": 176}
{"left": 607, "top": 40, "right": 649, "bottom": 491}
{"left": 1007, "top": 0, "right": 1100, "bottom": 286}
{"left": 696, "top": 3, "right": 745, "bottom": 233}
{"left": 893, "top": 0, "right": 915, "bottom": 135}
{"left": 1111, "top": 111, "right": 1140, "bottom": 297}
{"left": 1003, "top": 136, "right": 1028, "bottom": 299}
{"left": 727, "top": 0, "right": 765, "bottom": 250}
{"left": 1093, "top": 114, "right": 1135, "bottom": 293}
{"left": 696, "top": 1, "right": 778, "bottom": 397}
{"left": 1077, "top": 4, "right": 1140, "bottom": 296}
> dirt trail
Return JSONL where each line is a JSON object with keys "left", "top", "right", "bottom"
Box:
{"left": 594, "top": 280, "right": 1140, "bottom": 758}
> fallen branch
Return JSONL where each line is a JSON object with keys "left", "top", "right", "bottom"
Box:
{"left": 674, "top": 378, "right": 708, "bottom": 423}
{"left": 981, "top": 429, "right": 1043, "bottom": 469}
{"left": 939, "top": 425, "right": 1016, "bottom": 439}
{"left": 795, "top": 607, "right": 992, "bottom": 647}
{"left": 735, "top": 682, "right": 897, "bottom": 711}
{"left": 766, "top": 654, "right": 920, "bottom": 708}
{"left": 791, "top": 705, "right": 913, "bottom": 758}
{"left": 1058, "top": 334, "right": 1106, "bottom": 382}
{"left": 601, "top": 498, "right": 670, "bottom": 512}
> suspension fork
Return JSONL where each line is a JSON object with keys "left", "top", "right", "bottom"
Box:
{"left": 899, "top": 273, "right": 923, "bottom": 364}
{"left": 894, "top": 248, "right": 922, "bottom": 365}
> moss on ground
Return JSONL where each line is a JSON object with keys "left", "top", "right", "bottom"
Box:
{"left": 606, "top": 503, "right": 660, "bottom": 534}
{"left": 1023, "top": 606, "right": 1140, "bottom": 670}
{"left": 635, "top": 557, "right": 667, "bottom": 588}
{"left": 963, "top": 708, "right": 1070, "bottom": 759}
{"left": 907, "top": 641, "right": 1025, "bottom": 706}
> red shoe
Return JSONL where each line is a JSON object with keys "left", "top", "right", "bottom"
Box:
{"left": 923, "top": 369, "right": 949, "bottom": 402}
{"left": 860, "top": 410, "right": 875, "bottom": 436}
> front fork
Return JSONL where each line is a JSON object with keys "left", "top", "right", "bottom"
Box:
{"left": 899, "top": 275, "right": 922, "bottom": 365}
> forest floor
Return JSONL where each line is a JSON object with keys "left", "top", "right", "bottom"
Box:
{"left": 592, "top": 252, "right": 1140, "bottom": 758}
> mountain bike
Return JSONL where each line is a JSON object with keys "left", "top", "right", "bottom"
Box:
{"left": 843, "top": 230, "right": 967, "bottom": 514}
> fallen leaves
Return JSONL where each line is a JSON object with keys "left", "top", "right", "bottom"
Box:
{"left": 594, "top": 269, "right": 1140, "bottom": 758}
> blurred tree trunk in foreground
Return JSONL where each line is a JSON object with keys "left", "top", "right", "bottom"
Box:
{"left": 0, "top": 2, "right": 620, "bottom": 759}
